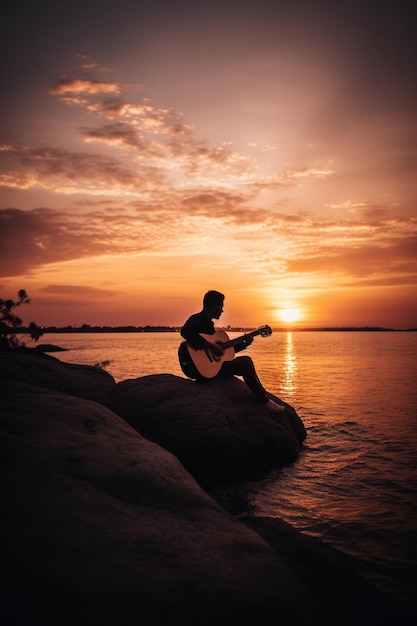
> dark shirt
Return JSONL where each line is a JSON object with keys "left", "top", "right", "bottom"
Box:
{"left": 180, "top": 311, "right": 214, "bottom": 349}
{"left": 180, "top": 311, "right": 247, "bottom": 353}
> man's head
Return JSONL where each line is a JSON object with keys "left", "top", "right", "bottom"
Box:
{"left": 203, "top": 290, "right": 224, "bottom": 319}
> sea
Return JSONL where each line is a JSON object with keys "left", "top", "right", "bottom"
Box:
{"left": 45, "top": 330, "right": 417, "bottom": 615}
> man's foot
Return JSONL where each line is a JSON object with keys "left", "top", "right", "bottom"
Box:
{"left": 265, "top": 399, "right": 285, "bottom": 413}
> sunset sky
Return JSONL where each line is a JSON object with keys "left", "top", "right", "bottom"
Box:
{"left": 1, "top": 0, "right": 416, "bottom": 329}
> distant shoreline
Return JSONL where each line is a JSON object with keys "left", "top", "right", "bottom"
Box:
{"left": 15, "top": 325, "right": 417, "bottom": 334}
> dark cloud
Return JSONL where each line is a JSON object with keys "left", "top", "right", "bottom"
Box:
{"left": 0, "top": 207, "right": 149, "bottom": 277}
{"left": 81, "top": 123, "right": 151, "bottom": 151}
{"left": 0, "top": 145, "right": 163, "bottom": 193}
{"left": 2, "top": 195, "right": 416, "bottom": 282}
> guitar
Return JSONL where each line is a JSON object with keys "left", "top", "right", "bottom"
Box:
{"left": 178, "top": 325, "right": 272, "bottom": 379}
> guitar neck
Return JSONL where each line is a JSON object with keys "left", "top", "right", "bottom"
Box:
{"left": 221, "top": 329, "right": 261, "bottom": 349}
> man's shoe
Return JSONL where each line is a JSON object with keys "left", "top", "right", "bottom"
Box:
{"left": 265, "top": 399, "right": 285, "bottom": 413}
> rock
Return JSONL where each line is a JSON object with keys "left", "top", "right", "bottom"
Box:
{"left": 241, "top": 517, "right": 402, "bottom": 626}
{"left": 110, "top": 373, "right": 307, "bottom": 485}
{"left": 242, "top": 517, "right": 404, "bottom": 626}
{"left": 0, "top": 352, "right": 409, "bottom": 626}
{"left": 35, "top": 343, "right": 68, "bottom": 352}
{"left": 0, "top": 349, "right": 116, "bottom": 406}
{"left": 0, "top": 380, "right": 316, "bottom": 626}
{"left": 1, "top": 351, "right": 306, "bottom": 485}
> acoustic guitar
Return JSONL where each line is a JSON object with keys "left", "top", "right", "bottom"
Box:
{"left": 178, "top": 325, "right": 272, "bottom": 379}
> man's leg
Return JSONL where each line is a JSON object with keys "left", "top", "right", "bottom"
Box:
{"left": 219, "top": 355, "right": 268, "bottom": 403}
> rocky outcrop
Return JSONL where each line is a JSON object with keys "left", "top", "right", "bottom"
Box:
{"left": 110, "top": 373, "right": 306, "bottom": 484}
{"left": 1, "top": 380, "right": 318, "bottom": 626}
{"left": 0, "top": 349, "right": 116, "bottom": 405}
{"left": 0, "top": 350, "right": 408, "bottom": 626}
{"left": 0, "top": 350, "right": 306, "bottom": 483}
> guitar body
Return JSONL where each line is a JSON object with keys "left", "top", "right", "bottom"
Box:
{"left": 179, "top": 331, "right": 235, "bottom": 379}
{"left": 178, "top": 325, "right": 272, "bottom": 380}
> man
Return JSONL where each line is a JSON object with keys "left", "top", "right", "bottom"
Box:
{"left": 180, "top": 290, "right": 284, "bottom": 413}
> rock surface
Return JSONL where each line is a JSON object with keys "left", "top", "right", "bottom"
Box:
{"left": 0, "top": 350, "right": 408, "bottom": 625}
{"left": 1, "top": 380, "right": 314, "bottom": 625}
{"left": 0, "top": 349, "right": 116, "bottom": 405}
{"left": 110, "top": 373, "right": 306, "bottom": 484}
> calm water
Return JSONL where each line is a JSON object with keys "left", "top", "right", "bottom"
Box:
{"left": 48, "top": 330, "right": 417, "bottom": 613}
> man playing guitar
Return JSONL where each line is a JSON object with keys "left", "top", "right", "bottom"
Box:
{"left": 180, "top": 290, "right": 284, "bottom": 413}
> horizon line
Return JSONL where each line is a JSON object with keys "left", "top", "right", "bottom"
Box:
{"left": 13, "top": 324, "right": 417, "bottom": 333}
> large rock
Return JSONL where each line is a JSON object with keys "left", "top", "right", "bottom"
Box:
{"left": 242, "top": 516, "right": 406, "bottom": 626}
{"left": 0, "top": 351, "right": 409, "bottom": 625}
{"left": 0, "top": 380, "right": 315, "bottom": 626}
{"left": 0, "top": 348, "right": 116, "bottom": 405}
{"left": 110, "top": 374, "right": 306, "bottom": 485}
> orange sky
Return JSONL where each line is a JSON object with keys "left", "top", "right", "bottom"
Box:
{"left": 1, "top": 1, "right": 416, "bottom": 329}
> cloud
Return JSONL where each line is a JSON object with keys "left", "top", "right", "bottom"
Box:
{"left": 38, "top": 284, "right": 120, "bottom": 297}
{"left": 73, "top": 55, "right": 114, "bottom": 74}
{"left": 2, "top": 57, "right": 415, "bottom": 304}
{"left": 0, "top": 206, "right": 156, "bottom": 277}
{"left": 0, "top": 145, "right": 166, "bottom": 194}
{"left": 49, "top": 77, "right": 122, "bottom": 106}
{"left": 81, "top": 123, "right": 154, "bottom": 151}
{"left": 2, "top": 197, "right": 416, "bottom": 289}
{"left": 0, "top": 193, "right": 259, "bottom": 278}
{"left": 1, "top": 61, "right": 335, "bottom": 203}
{"left": 47, "top": 64, "right": 256, "bottom": 181}
{"left": 284, "top": 228, "right": 417, "bottom": 282}
{"left": 86, "top": 99, "right": 194, "bottom": 137}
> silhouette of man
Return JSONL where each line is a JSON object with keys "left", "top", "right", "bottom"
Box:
{"left": 180, "top": 290, "right": 284, "bottom": 413}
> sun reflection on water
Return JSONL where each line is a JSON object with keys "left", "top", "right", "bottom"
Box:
{"left": 282, "top": 331, "right": 297, "bottom": 397}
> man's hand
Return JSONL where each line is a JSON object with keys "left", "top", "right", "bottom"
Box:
{"left": 206, "top": 341, "right": 224, "bottom": 357}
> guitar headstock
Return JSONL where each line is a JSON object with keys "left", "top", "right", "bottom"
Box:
{"left": 258, "top": 324, "right": 272, "bottom": 337}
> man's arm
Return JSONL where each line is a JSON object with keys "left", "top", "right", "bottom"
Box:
{"left": 181, "top": 314, "right": 224, "bottom": 356}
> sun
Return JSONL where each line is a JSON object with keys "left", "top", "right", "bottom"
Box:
{"left": 278, "top": 308, "right": 301, "bottom": 324}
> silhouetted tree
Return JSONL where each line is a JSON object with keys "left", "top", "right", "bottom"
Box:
{"left": 0, "top": 289, "right": 44, "bottom": 349}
